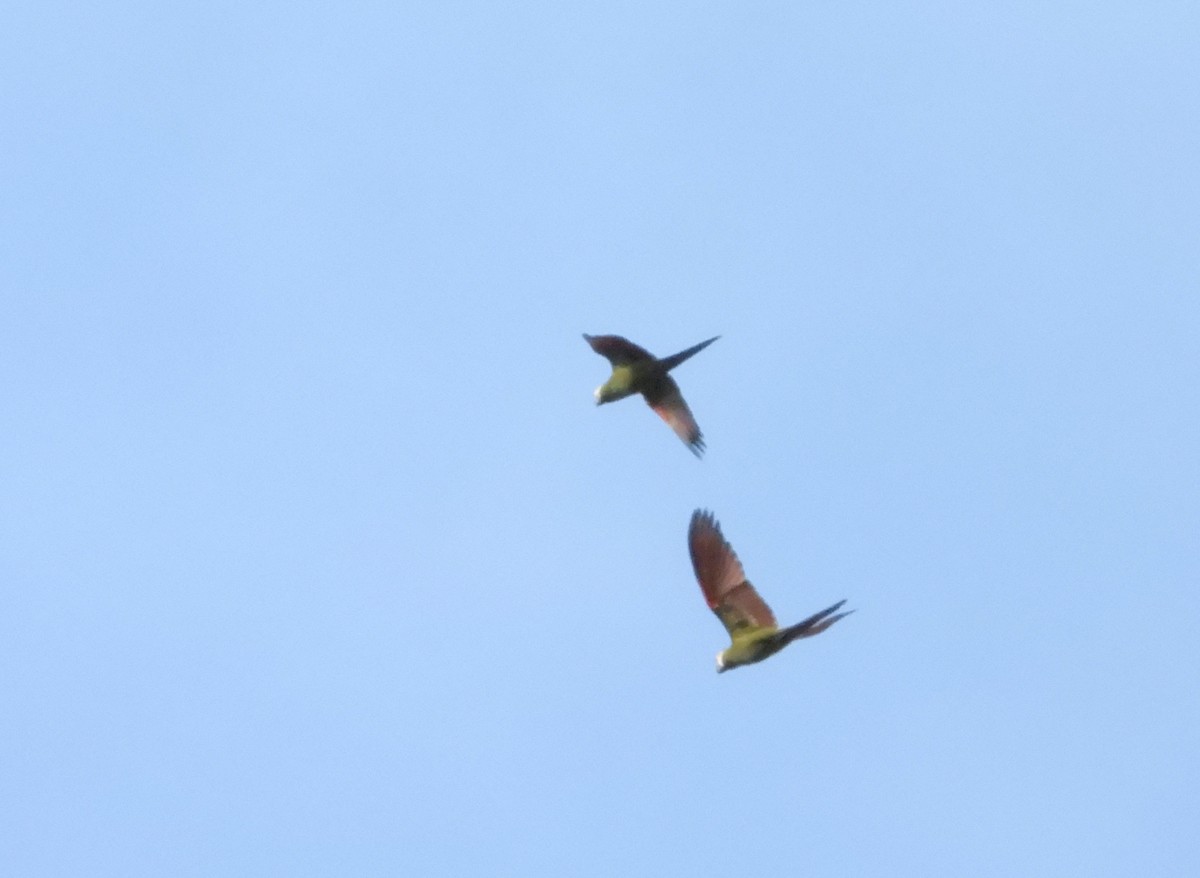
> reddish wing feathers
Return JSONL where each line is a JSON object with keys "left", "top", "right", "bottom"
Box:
{"left": 688, "top": 510, "right": 746, "bottom": 607}
{"left": 646, "top": 377, "right": 704, "bottom": 456}
{"left": 582, "top": 334, "right": 655, "bottom": 366}
{"left": 687, "top": 510, "right": 777, "bottom": 630}
{"left": 722, "top": 584, "right": 776, "bottom": 631}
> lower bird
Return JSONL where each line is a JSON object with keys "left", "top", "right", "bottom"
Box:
{"left": 583, "top": 333, "right": 718, "bottom": 456}
{"left": 688, "top": 509, "right": 853, "bottom": 673}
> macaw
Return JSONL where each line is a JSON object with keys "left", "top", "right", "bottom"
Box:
{"left": 583, "top": 333, "right": 718, "bottom": 456}
{"left": 688, "top": 509, "right": 852, "bottom": 673}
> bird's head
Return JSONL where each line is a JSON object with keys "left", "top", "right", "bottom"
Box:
{"left": 593, "top": 386, "right": 604, "bottom": 405}
{"left": 715, "top": 651, "right": 729, "bottom": 674}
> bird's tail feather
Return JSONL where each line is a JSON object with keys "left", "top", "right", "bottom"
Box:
{"left": 656, "top": 336, "right": 720, "bottom": 372}
{"left": 781, "top": 600, "right": 853, "bottom": 643}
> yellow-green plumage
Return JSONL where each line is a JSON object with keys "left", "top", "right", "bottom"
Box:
{"left": 594, "top": 362, "right": 646, "bottom": 403}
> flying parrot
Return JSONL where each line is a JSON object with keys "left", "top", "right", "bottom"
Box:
{"left": 688, "top": 509, "right": 853, "bottom": 673}
{"left": 583, "top": 333, "right": 719, "bottom": 456}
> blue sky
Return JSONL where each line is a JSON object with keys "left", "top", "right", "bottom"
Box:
{"left": 2, "top": 2, "right": 1198, "bottom": 875}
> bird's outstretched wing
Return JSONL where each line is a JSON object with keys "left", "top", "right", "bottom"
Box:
{"left": 645, "top": 376, "right": 705, "bottom": 457}
{"left": 688, "top": 510, "right": 777, "bottom": 638}
{"left": 582, "top": 334, "right": 655, "bottom": 366}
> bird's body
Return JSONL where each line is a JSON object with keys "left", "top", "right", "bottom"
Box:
{"left": 592, "top": 360, "right": 652, "bottom": 404}
{"left": 687, "top": 509, "right": 852, "bottom": 673}
{"left": 720, "top": 629, "right": 781, "bottom": 669}
{"left": 715, "top": 604, "right": 852, "bottom": 671}
{"left": 583, "top": 333, "right": 718, "bottom": 456}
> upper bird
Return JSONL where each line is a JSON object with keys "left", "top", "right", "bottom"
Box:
{"left": 688, "top": 509, "right": 853, "bottom": 673}
{"left": 583, "top": 333, "right": 719, "bottom": 457}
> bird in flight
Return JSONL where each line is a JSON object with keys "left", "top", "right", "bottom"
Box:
{"left": 688, "top": 509, "right": 853, "bottom": 673}
{"left": 583, "top": 333, "right": 718, "bottom": 456}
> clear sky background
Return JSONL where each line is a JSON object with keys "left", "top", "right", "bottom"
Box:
{"left": 2, "top": 3, "right": 1198, "bottom": 876}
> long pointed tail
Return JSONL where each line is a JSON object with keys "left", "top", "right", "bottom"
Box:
{"left": 780, "top": 599, "right": 854, "bottom": 644}
{"left": 656, "top": 335, "right": 720, "bottom": 372}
